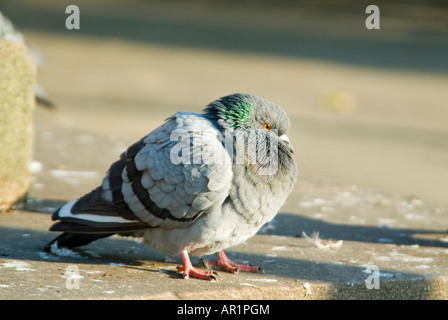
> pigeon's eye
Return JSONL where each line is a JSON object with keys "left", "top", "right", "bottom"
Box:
{"left": 263, "top": 123, "right": 271, "bottom": 130}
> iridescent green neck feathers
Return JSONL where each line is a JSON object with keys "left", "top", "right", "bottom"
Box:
{"left": 203, "top": 94, "right": 255, "bottom": 130}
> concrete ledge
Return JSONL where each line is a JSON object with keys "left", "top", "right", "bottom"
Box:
{"left": 0, "top": 209, "right": 447, "bottom": 300}
{"left": 0, "top": 40, "right": 35, "bottom": 211}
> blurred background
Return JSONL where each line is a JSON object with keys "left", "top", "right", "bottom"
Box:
{"left": 2, "top": 0, "right": 448, "bottom": 207}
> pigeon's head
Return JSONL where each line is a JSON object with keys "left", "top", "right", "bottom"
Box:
{"left": 204, "top": 93, "right": 294, "bottom": 153}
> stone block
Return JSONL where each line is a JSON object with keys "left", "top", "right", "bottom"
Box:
{"left": 0, "top": 40, "right": 35, "bottom": 211}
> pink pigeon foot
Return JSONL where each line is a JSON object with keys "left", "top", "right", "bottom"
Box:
{"left": 177, "top": 250, "right": 218, "bottom": 280}
{"left": 205, "top": 250, "right": 263, "bottom": 274}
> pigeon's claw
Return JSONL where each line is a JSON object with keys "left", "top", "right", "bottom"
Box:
{"left": 178, "top": 250, "right": 218, "bottom": 280}
{"left": 177, "top": 265, "right": 218, "bottom": 280}
{"left": 205, "top": 250, "right": 263, "bottom": 274}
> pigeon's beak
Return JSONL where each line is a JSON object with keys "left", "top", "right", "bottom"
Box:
{"left": 279, "top": 134, "right": 294, "bottom": 153}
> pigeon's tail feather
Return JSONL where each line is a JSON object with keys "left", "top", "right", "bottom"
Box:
{"left": 43, "top": 232, "right": 114, "bottom": 251}
{"left": 49, "top": 220, "right": 145, "bottom": 234}
{"left": 51, "top": 186, "right": 144, "bottom": 228}
{"left": 44, "top": 187, "right": 148, "bottom": 251}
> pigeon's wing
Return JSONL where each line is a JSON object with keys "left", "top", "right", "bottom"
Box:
{"left": 51, "top": 112, "right": 233, "bottom": 233}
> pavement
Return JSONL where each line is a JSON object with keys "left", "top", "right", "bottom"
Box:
{"left": 1, "top": 0, "right": 448, "bottom": 300}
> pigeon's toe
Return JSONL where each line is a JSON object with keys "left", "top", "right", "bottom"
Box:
{"left": 205, "top": 250, "right": 263, "bottom": 274}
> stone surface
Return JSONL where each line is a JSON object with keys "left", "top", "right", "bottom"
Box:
{"left": 0, "top": 181, "right": 447, "bottom": 300}
{"left": 0, "top": 40, "right": 35, "bottom": 211}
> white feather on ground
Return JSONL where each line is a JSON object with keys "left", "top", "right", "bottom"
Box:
{"left": 302, "top": 231, "right": 343, "bottom": 250}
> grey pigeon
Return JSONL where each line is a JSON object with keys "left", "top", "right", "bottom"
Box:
{"left": 44, "top": 93, "right": 298, "bottom": 280}
{"left": 0, "top": 11, "right": 54, "bottom": 108}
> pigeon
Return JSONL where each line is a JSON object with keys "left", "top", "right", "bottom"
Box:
{"left": 44, "top": 93, "right": 298, "bottom": 280}
{"left": 0, "top": 10, "right": 54, "bottom": 108}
